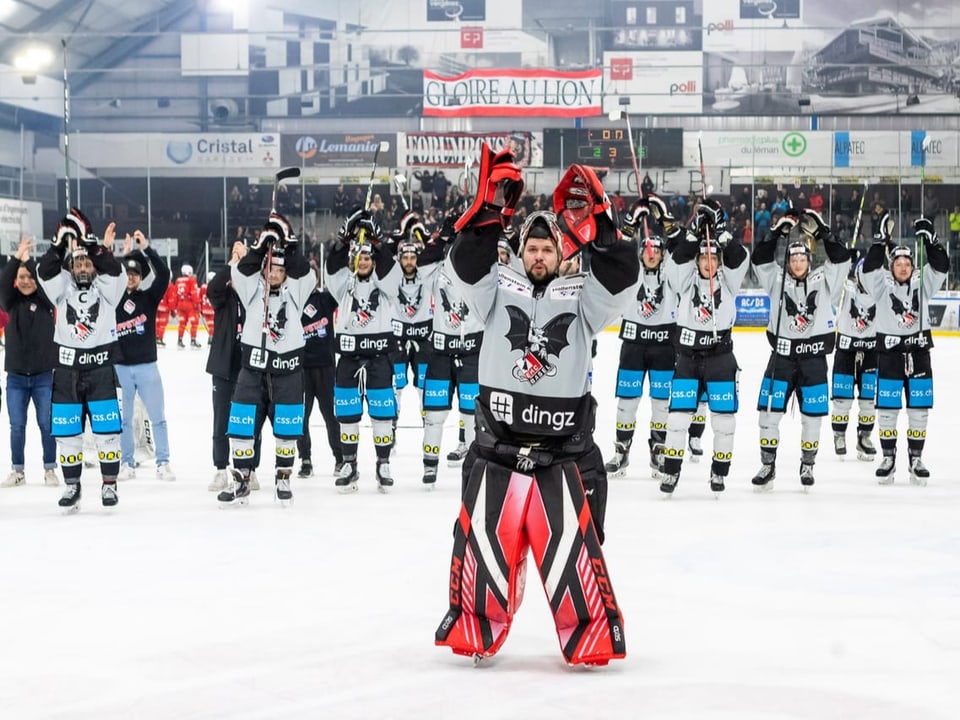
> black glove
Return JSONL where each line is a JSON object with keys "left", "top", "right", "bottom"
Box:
{"left": 53, "top": 207, "right": 93, "bottom": 248}
{"left": 437, "top": 213, "right": 460, "bottom": 244}
{"left": 800, "top": 209, "right": 831, "bottom": 243}
{"left": 337, "top": 207, "right": 365, "bottom": 241}
{"left": 696, "top": 198, "right": 726, "bottom": 235}
{"left": 770, "top": 211, "right": 800, "bottom": 239}
{"left": 265, "top": 211, "right": 293, "bottom": 242}
{"left": 875, "top": 211, "right": 895, "bottom": 245}
{"left": 914, "top": 216, "right": 938, "bottom": 245}
{"left": 714, "top": 230, "right": 732, "bottom": 250}
{"left": 252, "top": 228, "right": 281, "bottom": 252}
{"left": 621, "top": 201, "right": 649, "bottom": 240}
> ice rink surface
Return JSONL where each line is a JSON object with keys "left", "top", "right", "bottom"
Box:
{"left": 1, "top": 330, "right": 958, "bottom": 719}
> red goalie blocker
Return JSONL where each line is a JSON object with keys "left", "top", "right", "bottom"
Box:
{"left": 553, "top": 164, "right": 620, "bottom": 260}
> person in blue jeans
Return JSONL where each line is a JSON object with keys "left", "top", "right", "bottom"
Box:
{"left": 0, "top": 237, "right": 59, "bottom": 487}
{"left": 113, "top": 230, "right": 176, "bottom": 481}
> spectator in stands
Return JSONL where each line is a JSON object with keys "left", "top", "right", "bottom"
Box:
{"left": 754, "top": 201, "right": 771, "bottom": 240}
{"left": 333, "top": 184, "right": 349, "bottom": 218}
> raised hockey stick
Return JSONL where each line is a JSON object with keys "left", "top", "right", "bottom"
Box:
{"left": 918, "top": 136, "right": 931, "bottom": 338}
{"left": 836, "top": 180, "right": 870, "bottom": 337}
{"left": 62, "top": 38, "right": 71, "bottom": 211}
{"left": 697, "top": 132, "right": 718, "bottom": 340}
{"left": 764, "top": 232, "right": 792, "bottom": 412}
{"left": 258, "top": 167, "right": 302, "bottom": 360}
{"left": 354, "top": 141, "right": 389, "bottom": 273}
{"left": 609, "top": 100, "right": 652, "bottom": 256}
{"left": 394, "top": 172, "right": 410, "bottom": 212}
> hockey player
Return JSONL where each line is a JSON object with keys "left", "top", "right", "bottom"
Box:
{"left": 436, "top": 146, "right": 633, "bottom": 666}
{"left": 199, "top": 271, "right": 216, "bottom": 345}
{"left": 389, "top": 212, "right": 443, "bottom": 449}
{"left": 658, "top": 199, "right": 750, "bottom": 495}
{"left": 324, "top": 209, "right": 402, "bottom": 492}
{"left": 422, "top": 217, "right": 483, "bottom": 485}
{"left": 750, "top": 209, "right": 851, "bottom": 490}
{"left": 861, "top": 215, "right": 948, "bottom": 485}
{"left": 206, "top": 242, "right": 263, "bottom": 493}
{"left": 297, "top": 278, "right": 342, "bottom": 478}
{"left": 37, "top": 209, "right": 126, "bottom": 511}
{"left": 218, "top": 212, "right": 314, "bottom": 505}
{"left": 175, "top": 263, "right": 201, "bottom": 348}
{"left": 156, "top": 281, "right": 176, "bottom": 346}
{"left": 830, "top": 250, "right": 878, "bottom": 461}
{"left": 114, "top": 230, "right": 176, "bottom": 481}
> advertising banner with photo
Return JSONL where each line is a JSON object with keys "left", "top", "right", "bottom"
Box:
{"left": 280, "top": 134, "right": 397, "bottom": 168}
{"left": 422, "top": 68, "right": 602, "bottom": 117}
{"left": 65, "top": 133, "right": 281, "bottom": 169}
{"left": 603, "top": 52, "right": 703, "bottom": 115}
{"left": 403, "top": 132, "right": 543, "bottom": 167}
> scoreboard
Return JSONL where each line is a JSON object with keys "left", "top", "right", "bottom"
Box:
{"left": 543, "top": 128, "right": 683, "bottom": 169}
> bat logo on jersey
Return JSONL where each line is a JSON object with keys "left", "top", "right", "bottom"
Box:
{"left": 439, "top": 288, "right": 469, "bottom": 329}
{"left": 784, "top": 289, "right": 818, "bottom": 333}
{"left": 637, "top": 281, "right": 665, "bottom": 319}
{"left": 691, "top": 286, "right": 722, "bottom": 324}
{"left": 269, "top": 303, "right": 288, "bottom": 342}
{"left": 66, "top": 298, "right": 101, "bottom": 341}
{"left": 350, "top": 289, "right": 381, "bottom": 328}
{"left": 889, "top": 291, "right": 919, "bottom": 328}
{"left": 849, "top": 297, "right": 876, "bottom": 333}
{"left": 398, "top": 284, "right": 424, "bottom": 319}
{"left": 505, "top": 306, "right": 575, "bottom": 384}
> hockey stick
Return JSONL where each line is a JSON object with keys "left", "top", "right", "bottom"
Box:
{"left": 354, "top": 141, "right": 389, "bottom": 273}
{"left": 764, "top": 230, "right": 792, "bottom": 412}
{"left": 918, "top": 136, "right": 930, "bottom": 339}
{"left": 62, "top": 38, "right": 71, "bottom": 211}
{"left": 609, "top": 101, "right": 652, "bottom": 256}
{"left": 836, "top": 180, "right": 870, "bottom": 337}
{"left": 258, "top": 167, "right": 302, "bottom": 359}
{"left": 697, "top": 132, "right": 718, "bottom": 339}
{"left": 394, "top": 172, "right": 410, "bottom": 212}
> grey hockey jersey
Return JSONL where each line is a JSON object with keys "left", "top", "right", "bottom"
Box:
{"left": 835, "top": 271, "right": 877, "bottom": 352}
{"left": 432, "top": 260, "right": 484, "bottom": 356}
{"left": 232, "top": 265, "right": 315, "bottom": 374}
{"left": 754, "top": 258, "right": 848, "bottom": 358}
{"left": 325, "top": 262, "right": 402, "bottom": 357}
{"left": 863, "top": 259, "right": 947, "bottom": 352}
{"left": 618, "top": 265, "right": 677, "bottom": 346}
{"left": 394, "top": 263, "right": 441, "bottom": 346}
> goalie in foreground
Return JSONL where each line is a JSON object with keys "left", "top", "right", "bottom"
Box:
{"left": 435, "top": 144, "right": 638, "bottom": 665}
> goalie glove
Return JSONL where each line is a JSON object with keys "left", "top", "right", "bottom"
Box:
{"left": 800, "top": 208, "right": 831, "bottom": 242}
{"left": 553, "top": 163, "right": 619, "bottom": 260}
{"left": 453, "top": 143, "right": 524, "bottom": 233}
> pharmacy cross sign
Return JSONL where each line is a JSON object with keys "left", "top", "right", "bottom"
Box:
{"left": 782, "top": 132, "right": 807, "bottom": 157}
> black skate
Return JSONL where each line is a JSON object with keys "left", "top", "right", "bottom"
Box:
{"left": 876, "top": 454, "right": 896, "bottom": 485}
{"left": 446, "top": 442, "right": 468, "bottom": 466}
{"left": 101, "top": 481, "right": 119, "bottom": 507}
{"left": 156, "top": 337, "right": 166, "bottom": 347}
{"left": 688, "top": 436, "right": 704, "bottom": 463}
{"left": 856, "top": 433, "right": 877, "bottom": 462}
{"left": 177, "top": 338, "right": 185, "bottom": 349}
{"left": 833, "top": 432, "right": 847, "bottom": 457}
{"left": 59, "top": 482, "right": 82, "bottom": 513}
{"left": 298, "top": 460, "right": 314, "bottom": 478}
{"left": 190, "top": 339, "right": 202, "bottom": 349}
{"left": 908, "top": 455, "right": 929, "bottom": 487}
{"left": 800, "top": 463, "right": 815, "bottom": 488}
{"left": 376, "top": 461, "right": 394, "bottom": 493}
{"left": 659, "top": 472, "right": 679, "bottom": 496}
{"left": 335, "top": 461, "right": 359, "bottom": 494}
{"left": 422, "top": 464, "right": 438, "bottom": 489}
{"left": 218, "top": 471, "right": 251, "bottom": 505}
{"left": 275, "top": 470, "right": 293, "bottom": 505}
{"left": 751, "top": 463, "right": 776, "bottom": 491}
{"left": 709, "top": 472, "right": 725, "bottom": 495}
{"left": 604, "top": 442, "right": 630, "bottom": 477}
{"left": 649, "top": 443, "right": 665, "bottom": 480}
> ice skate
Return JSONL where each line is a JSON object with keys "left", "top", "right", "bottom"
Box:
{"left": 908, "top": 455, "right": 929, "bottom": 487}
{"left": 297, "top": 460, "right": 313, "bottom": 478}
{"left": 208, "top": 468, "right": 229, "bottom": 492}
{"left": 688, "top": 436, "right": 704, "bottom": 463}
{"left": 2, "top": 470, "right": 25, "bottom": 488}
{"left": 190, "top": 339, "right": 202, "bottom": 349}
{"left": 422, "top": 464, "right": 438, "bottom": 489}
{"left": 446, "top": 442, "right": 468, "bottom": 466}
{"left": 649, "top": 443, "right": 665, "bottom": 480}
{"left": 59, "top": 482, "right": 82, "bottom": 513}
{"left": 659, "top": 472, "right": 679, "bottom": 496}
{"left": 218, "top": 471, "right": 251, "bottom": 506}
{"left": 376, "top": 461, "right": 394, "bottom": 493}
{"left": 335, "top": 461, "right": 359, "bottom": 494}
{"left": 249, "top": 470, "right": 260, "bottom": 491}
{"left": 275, "top": 469, "right": 293, "bottom": 505}
{"left": 856, "top": 433, "right": 877, "bottom": 462}
{"left": 833, "top": 432, "right": 847, "bottom": 457}
{"left": 876, "top": 454, "right": 896, "bottom": 485}
{"left": 800, "top": 463, "right": 815, "bottom": 489}
{"left": 333, "top": 461, "right": 345, "bottom": 477}
{"left": 709, "top": 472, "right": 725, "bottom": 495}
{"left": 156, "top": 337, "right": 166, "bottom": 347}
{"left": 44, "top": 469, "right": 60, "bottom": 487}
{"left": 101, "top": 481, "right": 118, "bottom": 507}
{"left": 177, "top": 337, "right": 185, "bottom": 349}
{"left": 604, "top": 442, "right": 630, "bottom": 478}
{"left": 751, "top": 457, "right": 776, "bottom": 492}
